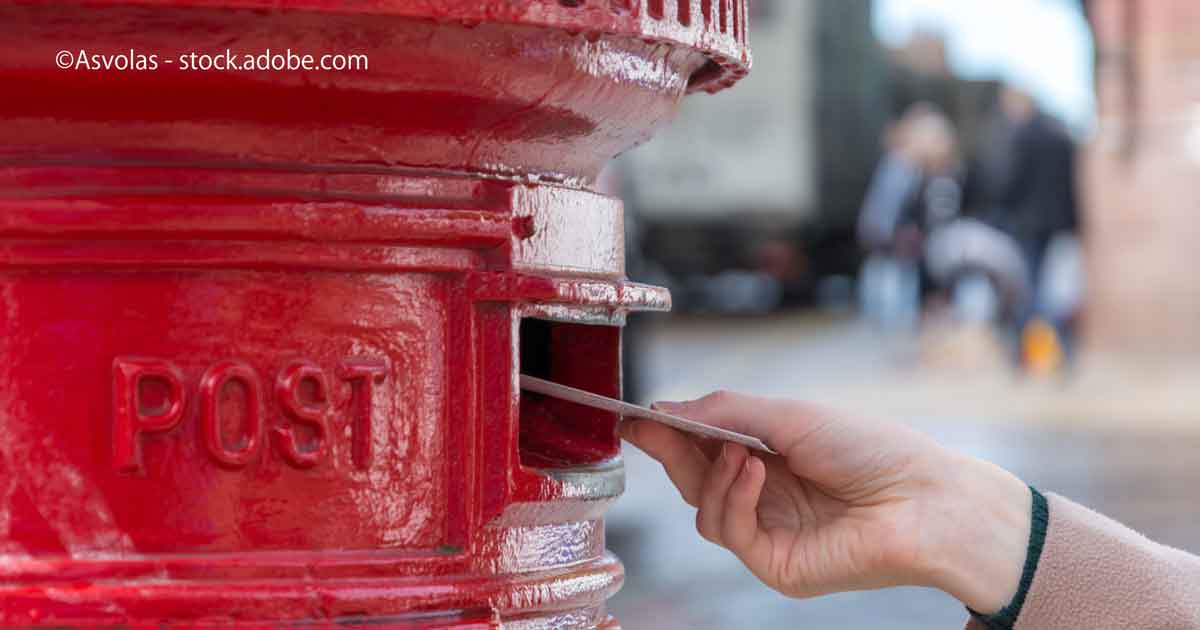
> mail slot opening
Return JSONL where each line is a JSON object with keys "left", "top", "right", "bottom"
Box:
{"left": 518, "top": 318, "right": 621, "bottom": 468}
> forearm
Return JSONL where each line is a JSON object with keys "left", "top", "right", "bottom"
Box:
{"left": 911, "top": 450, "right": 1200, "bottom": 629}
{"left": 915, "top": 452, "right": 1033, "bottom": 615}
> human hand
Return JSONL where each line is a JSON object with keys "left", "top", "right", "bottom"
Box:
{"left": 621, "top": 391, "right": 1031, "bottom": 613}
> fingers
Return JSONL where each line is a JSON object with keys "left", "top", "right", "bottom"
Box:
{"left": 655, "top": 390, "right": 828, "bottom": 456}
{"left": 696, "top": 443, "right": 748, "bottom": 545}
{"left": 722, "top": 455, "right": 767, "bottom": 562}
{"left": 625, "top": 417, "right": 771, "bottom": 572}
{"left": 621, "top": 420, "right": 710, "bottom": 507}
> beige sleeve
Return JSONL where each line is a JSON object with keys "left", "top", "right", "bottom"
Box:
{"left": 965, "top": 492, "right": 1200, "bottom": 629}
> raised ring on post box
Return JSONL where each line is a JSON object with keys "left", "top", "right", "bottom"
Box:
{"left": 199, "top": 360, "right": 264, "bottom": 469}
{"left": 112, "top": 357, "right": 188, "bottom": 475}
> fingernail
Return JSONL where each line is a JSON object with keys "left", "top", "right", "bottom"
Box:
{"left": 719, "top": 442, "right": 729, "bottom": 464}
{"left": 653, "top": 401, "right": 682, "bottom": 413}
{"left": 744, "top": 457, "right": 763, "bottom": 479}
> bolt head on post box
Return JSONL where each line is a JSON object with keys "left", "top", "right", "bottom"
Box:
{"left": 0, "top": 1, "right": 750, "bottom": 627}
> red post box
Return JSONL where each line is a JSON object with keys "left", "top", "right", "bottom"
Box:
{"left": 0, "top": 1, "right": 749, "bottom": 627}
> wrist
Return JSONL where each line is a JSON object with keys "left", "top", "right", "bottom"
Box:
{"left": 916, "top": 452, "right": 1032, "bottom": 614}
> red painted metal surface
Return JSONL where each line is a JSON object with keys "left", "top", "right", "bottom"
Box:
{"left": 0, "top": 1, "right": 748, "bottom": 627}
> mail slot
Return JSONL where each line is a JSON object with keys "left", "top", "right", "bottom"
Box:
{"left": 0, "top": 1, "right": 750, "bottom": 627}
{"left": 519, "top": 319, "right": 622, "bottom": 468}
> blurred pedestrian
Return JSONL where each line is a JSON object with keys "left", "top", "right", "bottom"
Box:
{"left": 990, "top": 86, "right": 1082, "bottom": 369}
{"left": 857, "top": 103, "right": 964, "bottom": 330}
{"left": 992, "top": 87, "right": 1079, "bottom": 279}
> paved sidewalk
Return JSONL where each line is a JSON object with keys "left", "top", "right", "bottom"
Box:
{"left": 630, "top": 313, "right": 1200, "bottom": 429}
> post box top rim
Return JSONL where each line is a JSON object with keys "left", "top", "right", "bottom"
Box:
{"left": 35, "top": 0, "right": 752, "bottom": 93}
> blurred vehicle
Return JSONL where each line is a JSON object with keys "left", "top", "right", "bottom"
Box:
{"left": 619, "top": 0, "right": 888, "bottom": 312}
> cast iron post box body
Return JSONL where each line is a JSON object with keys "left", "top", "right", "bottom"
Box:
{"left": 0, "top": 1, "right": 749, "bottom": 627}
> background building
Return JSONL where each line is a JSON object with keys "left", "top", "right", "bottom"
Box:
{"left": 1083, "top": 0, "right": 1200, "bottom": 357}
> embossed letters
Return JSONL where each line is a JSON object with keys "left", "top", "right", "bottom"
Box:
{"left": 112, "top": 356, "right": 387, "bottom": 474}
{"left": 112, "top": 357, "right": 188, "bottom": 474}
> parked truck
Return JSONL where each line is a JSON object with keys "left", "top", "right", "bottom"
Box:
{"left": 620, "top": 0, "right": 889, "bottom": 312}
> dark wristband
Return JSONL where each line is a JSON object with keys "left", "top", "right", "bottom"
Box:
{"left": 968, "top": 486, "right": 1049, "bottom": 630}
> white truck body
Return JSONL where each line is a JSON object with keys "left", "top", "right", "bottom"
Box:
{"left": 621, "top": 0, "right": 817, "bottom": 221}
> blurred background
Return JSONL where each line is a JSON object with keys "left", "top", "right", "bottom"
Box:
{"left": 606, "top": 0, "right": 1200, "bottom": 627}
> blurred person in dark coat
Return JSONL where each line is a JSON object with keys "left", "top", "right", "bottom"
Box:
{"left": 985, "top": 86, "right": 1083, "bottom": 369}
{"left": 992, "top": 86, "right": 1080, "bottom": 281}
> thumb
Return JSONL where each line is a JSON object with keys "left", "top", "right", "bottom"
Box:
{"left": 654, "top": 391, "right": 827, "bottom": 455}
